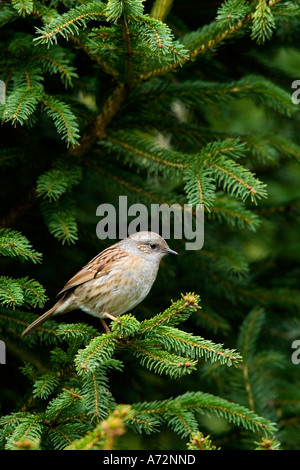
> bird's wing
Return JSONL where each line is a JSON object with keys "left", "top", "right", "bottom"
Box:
{"left": 56, "top": 243, "right": 128, "bottom": 297}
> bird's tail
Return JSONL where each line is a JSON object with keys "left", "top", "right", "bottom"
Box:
{"left": 22, "top": 300, "right": 64, "bottom": 337}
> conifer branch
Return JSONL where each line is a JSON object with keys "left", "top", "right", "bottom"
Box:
{"left": 40, "top": 197, "right": 79, "bottom": 245}
{"left": 102, "top": 132, "right": 266, "bottom": 204}
{"left": 34, "top": 1, "right": 107, "bottom": 46}
{"left": 31, "top": 49, "right": 78, "bottom": 88}
{"left": 42, "top": 95, "right": 80, "bottom": 147}
{"left": 0, "top": 228, "right": 42, "bottom": 263}
{"left": 70, "top": 83, "right": 127, "bottom": 159}
{"left": 104, "top": 133, "right": 188, "bottom": 170}
{"left": 150, "top": 326, "right": 241, "bottom": 366}
{"left": 187, "top": 432, "right": 219, "bottom": 450}
{"left": 36, "top": 163, "right": 82, "bottom": 201}
{"left": 65, "top": 407, "right": 128, "bottom": 450}
{"left": 140, "top": 0, "right": 288, "bottom": 80}
{"left": 132, "top": 391, "right": 277, "bottom": 437}
{"left": 2, "top": 87, "right": 43, "bottom": 125}
{"left": 128, "top": 340, "right": 198, "bottom": 378}
{"left": 11, "top": 0, "right": 34, "bottom": 16}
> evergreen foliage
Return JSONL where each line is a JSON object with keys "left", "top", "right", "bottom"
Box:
{"left": 1, "top": 0, "right": 300, "bottom": 451}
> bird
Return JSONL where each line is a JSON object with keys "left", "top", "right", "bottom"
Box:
{"left": 22, "top": 231, "right": 178, "bottom": 336}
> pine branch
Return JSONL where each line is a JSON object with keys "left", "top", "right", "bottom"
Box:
{"left": 176, "top": 391, "right": 276, "bottom": 435}
{"left": 33, "top": 373, "right": 60, "bottom": 400}
{"left": 235, "top": 308, "right": 287, "bottom": 416}
{"left": 0, "top": 277, "right": 24, "bottom": 308}
{"left": 1, "top": 414, "right": 43, "bottom": 450}
{"left": 103, "top": 130, "right": 189, "bottom": 172}
{"left": 216, "top": 0, "right": 250, "bottom": 25}
{"left": 101, "top": 131, "right": 267, "bottom": 203}
{"left": 59, "top": 294, "right": 242, "bottom": 383}
{"left": 56, "top": 323, "right": 99, "bottom": 345}
{"left": 84, "top": 158, "right": 182, "bottom": 209}
{"left": 1, "top": 88, "right": 80, "bottom": 145}
{"left": 251, "top": 0, "right": 276, "bottom": 44}
{"left": 1, "top": 87, "right": 43, "bottom": 125}
{"left": 65, "top": 406, "right": 128, "bottom": 450}
{"left": 202, "top": 150, "right": 267, "bottom": 204}
{"left": 75, "top": 335, "right": 118, "bottom": 374}
{"left": 36, "top": 162, "right": 82, "bottom": 201}
{"left": 40, "top": 196, "right": 79, "bottom": 245}
{"left": 81, "top": 366, "right": 120, "bottom": 421}
{"left": 84, "top": 17, "right": 189, "bottom": 81}
{"left": 105, "top": 0, "right": 144, "bottom": 23}
{"left": 0, "top": 308, "right": 57, "bottom": 345}
{"left": 137, "top": 15, "right": 189, "bottom": 64}
{"left": 11, "top": 0, "right": 33, "bottom": 16}
{"left": 44, "top": 388, "right": 84, "bottom": 422}
{"left": 139, "top": 294, "right": 200, "bottom": 331}
{"left": 133, "top": 75, "right": 296, "bottom": 118}
{"left": 0, "top": 229, "right": 42, "bottom": 263}
{"left": 1, "top": 33, "right": 77, "bottom": 89}
{"left": 187, "top": 432, "right": 220, "bottom": 450}
{"left": 34, "top": 1, "right": 107, "bottom": 46}
{"left": 16, "top": 277, "right": 47, "bottom": 309}
{"left": 140, "top": 0, "right": 288, "bottom": 79}
{"left": 31, "top": 45, "right": 78, "bottom": 88}
{"left": 0, "top": 276, "right": 47, "bottom": 309}
{"left": 143, "top": 325, "right": 241, "bottom": 366}
{"left": 132, "top": 390, "right": 277, "bottom": 437}
{"left": 128, "top": 339, "right": 198, "bottom": 378}
{"left": 42, "top": 95, "right": 80, "bottom": 147}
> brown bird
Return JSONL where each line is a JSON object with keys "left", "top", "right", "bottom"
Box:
{"left": 22, "top": 231, "right": 177, "bottom": 336}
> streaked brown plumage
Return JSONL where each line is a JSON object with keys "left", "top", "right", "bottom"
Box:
{"left": 22, "top": 231, "right": 177, "bottom": 336}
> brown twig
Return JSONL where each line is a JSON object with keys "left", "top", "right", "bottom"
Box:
{"left": 69, "top": 82, "right": 127, "bottom": 160}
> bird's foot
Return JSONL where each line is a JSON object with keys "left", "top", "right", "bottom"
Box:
{"left": 101, "top": 313, "right": 121, "bottom": 334}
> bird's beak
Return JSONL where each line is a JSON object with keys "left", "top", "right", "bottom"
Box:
{"left": 165, "top": 248, "right": 178, "bottom": 255}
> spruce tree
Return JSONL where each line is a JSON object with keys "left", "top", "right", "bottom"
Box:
{"left": 0, "top": 0, "right": 300, "bottom": 450}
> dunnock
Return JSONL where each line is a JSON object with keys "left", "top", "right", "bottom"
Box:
{"left": 22, "top": 231, "right": 177, "bottom": 336}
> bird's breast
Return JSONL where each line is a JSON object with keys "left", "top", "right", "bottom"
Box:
{"left": 74, "top": 253, "right": 159, "bottom": 318}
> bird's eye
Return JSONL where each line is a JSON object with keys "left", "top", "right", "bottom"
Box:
{"left": 150, "top": 243, "right": 157, "bottom": 250}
